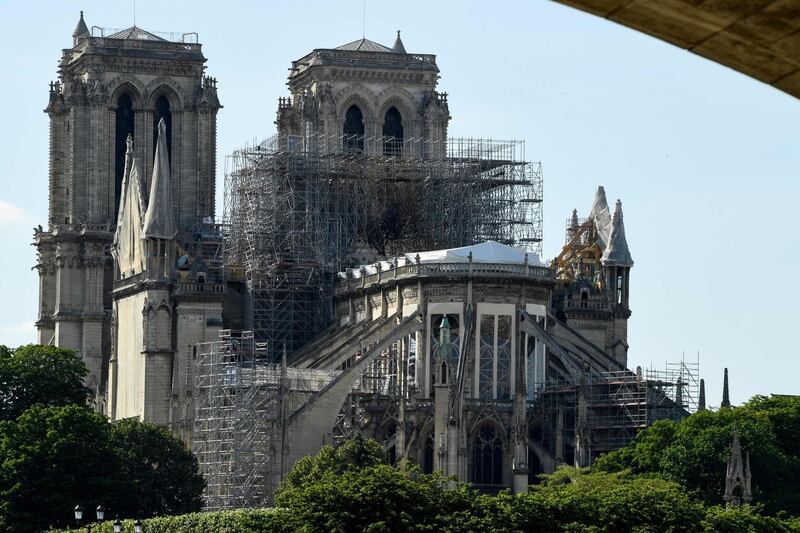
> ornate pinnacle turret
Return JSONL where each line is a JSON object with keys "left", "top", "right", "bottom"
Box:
{"left": 724, "top": 429, "right": 752, "bottom": 507}
{"left": 721, "top": 368, "right": 731, "bottom": 408}
{"left": 698, "top": 378, "right": 706, "bottom": 411}
{"left": 600, "top": 199, "right": 633, "bottom": 267}
{"left": 392, "top": 30, "right": 407, "bottom": 54}
{"left": 73, "top": 11, "right": 90, "bottom": 45}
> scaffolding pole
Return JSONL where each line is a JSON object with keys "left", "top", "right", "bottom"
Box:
{"left": 223, "top": 134, "right": 543, "bottom": 360}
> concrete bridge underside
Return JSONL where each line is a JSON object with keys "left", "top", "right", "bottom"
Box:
{"left": 556, "top": 0, "right": 800, "bottom": 99}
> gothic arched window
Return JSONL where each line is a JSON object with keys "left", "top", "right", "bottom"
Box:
{"left": 528, "top": 446, "right": 543, "bottom": 485}
{"left": 153, "top": 94, "right": 172, "bottom": 164}
{"left": 423, "top": 432, "right": 434, "bottom": 474}
{"left": 383, "top": 107, "right": 403, "bottom": 156}
{"left": 343, "top": 104, "right": 364, "bottom": 153}
{"left": 114, "top": 93, "right": 135, "bottom": 217}
{"left": 472, "top": 425, "right": 503, "bottom": 485}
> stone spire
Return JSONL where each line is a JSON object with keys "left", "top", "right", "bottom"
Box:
{"left": 72, "top": 11, "right": 90, "bottom": 46}
{"left": 723, "top": 429, "right": 752, "bottom": 507}
{"left": 142, "top": 119, "right": 177, "bottom": 240}
{"left": 721, "top": 368, "right": 731, "bottom": 408}
{"left": 392, "top": 30, "right": 407, "bottom": 54}
{"left": 601, "top": 199, "right": 634, "bottom": 267}
{"left": 698, "top": 378, "right": 706, "bottom": 411}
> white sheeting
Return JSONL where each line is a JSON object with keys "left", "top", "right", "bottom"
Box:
{"left": 344, "top": 240, "right": 545, "bottom": 278}
{"left": 601, "top": 199, "right": 634, "bottom": 267}
{"left": 589, "top": 186, "right": 612, "bottom": 251}
{"left": 112, "top": 157, "right": 145, "bottom": 276}
{"left": 142, "top": 119, "right": 177, "bottom": 239}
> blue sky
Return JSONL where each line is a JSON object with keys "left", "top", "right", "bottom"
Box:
{"left": 0, "top": 1, "right": 797, "bottom": 406}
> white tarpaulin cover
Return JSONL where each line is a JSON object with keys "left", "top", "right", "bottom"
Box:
{"left": 601, "top": 199, "right": 634, "bottom": 267}
{"left": 142, "top": 118, "right": 177, "bottom": 239}
{"left": 113, "top": 152, "right": 145, "bottom": 276}
{"left": 344, "top": 240, "right": 545, "bottom": 278}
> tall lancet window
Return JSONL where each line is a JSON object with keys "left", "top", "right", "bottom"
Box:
{"left": 383, "top": 107, "right": 403, "bottom": 156}
{"left": 153, "top": 95, "right": 172, "bottom": 164}
{"left": 114, "top": 93, "right": 135, "bottom": 217}
{"left": 343, "top": 104, "right": 364, "bottom": 153}
{"left": 472, "top": 425, "right": 503, "bottom": 486}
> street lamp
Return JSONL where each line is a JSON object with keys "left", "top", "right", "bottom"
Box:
{"left": 113, "top": 518, "right": 122, "bottom": 533}
{"left": 134, "top": 519, "right": 143, "bottom": 533}
{"left": 73, "top": 504, "right": 106, "bottom": 532}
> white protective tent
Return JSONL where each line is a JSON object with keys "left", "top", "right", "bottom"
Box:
{"left": 344, "top": 241, "right": 545, "bottom": 279}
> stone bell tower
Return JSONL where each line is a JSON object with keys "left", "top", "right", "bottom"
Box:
{"left": 277, "top": 31, "right": 450, "bottom": 158}
{"left": 33, "top": 12, "right": 220, "bottom": 403}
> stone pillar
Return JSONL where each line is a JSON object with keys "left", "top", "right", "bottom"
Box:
{"left": 433, "top": 383, "right": 449, "bottom": 472}
{"left": 555, "top": 406, "right": 564, "bottom": 464}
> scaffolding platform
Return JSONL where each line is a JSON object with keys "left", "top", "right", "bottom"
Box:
{"left": 223, "top": 134, "right": 543, "bottom": 360}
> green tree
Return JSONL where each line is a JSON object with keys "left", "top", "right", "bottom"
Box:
{"left": 111, "top": 418, "right": 205, "bottom": 518}
{"left": 0, "top": 344, "right": 90, "bottom": 420}
{"left": 594, "top": 397, "right": 800, "bottom": 516}
{"left": 0, "top": 404, "right": 118, "bottom": 533}
{"left": 275, "top": 435, "right": 481, "bottom": 532}
{"left": 280, "top": 432, "right": 386, "bottom": 492}
{"left": 0, "top": 406, "right": 206, "bottom": 533}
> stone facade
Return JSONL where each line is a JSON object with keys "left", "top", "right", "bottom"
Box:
{"left": 276, "top": 247, "right": 648, "bottom": 495}
{"left": 34, "top": 14, "right": 221, "bottom": 407}
{"left": 276, "top": 34, "right": 450, "bottom": 158}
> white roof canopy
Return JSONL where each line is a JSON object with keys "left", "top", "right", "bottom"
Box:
{"left": 344, "top": 241, "right": 545, "bottom": 278}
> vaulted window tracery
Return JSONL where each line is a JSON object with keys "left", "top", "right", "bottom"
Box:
{"left": 472, "top": 425, "right": 503, "bottom": 485}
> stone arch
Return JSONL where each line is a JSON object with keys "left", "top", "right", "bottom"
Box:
{"left": 156, "top": 301, "right": 171, "bottom": 351}
{"left": 107, "top": 77, "right": 146, "bottom": 109}
{"left": 334, "top": 84, "right": 377, "bottom": 121}
{"left": 145, "top": 78, "right": 185, "bottom": 110}
{"left": 376, "top": 87, "right": 417, "bottom": 118}
{"left": 417, "top": 418, "right": 436, "bottom": 474}
{"left": 469, "top": 419, "right": 507, "bottom": 486}
{"left": 144, "top": 303, "right": 156, "bottom": 349}
{"left": 376, "top": 89, "right": 417, "bottom": 126}
{"left": 469, "top": 416, "right": 507, "bottom": 445}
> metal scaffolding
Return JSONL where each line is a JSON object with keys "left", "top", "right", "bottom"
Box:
{"left": 193, "top": 330, "right": 339, "bottom": 510}
{"left": 223, "top": 134, "right": 543, "bottom": 360}
{"left": 645, "top": 355, "right": 701, "bottom": 418}
{"left": 531, "top": 366, "right": 690, "bottom": 463}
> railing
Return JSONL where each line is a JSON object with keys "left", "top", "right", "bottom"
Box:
{"left": 564, "top": 299, "right": 609, "bottom": 311}
{"left": 312, "top": 49, "right": 437, "bottom": 67}
{"left": 90, "top": 26, "right": 199, "bottom": 43}
{"left": 334, "top": 261, "right": 553, "bottom": 295}
{"left": 175, "top": 281, "right": 225, "bottom": 294}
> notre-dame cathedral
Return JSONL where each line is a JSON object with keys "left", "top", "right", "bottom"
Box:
{"left": 35, "top": 13, "right": 687, "bottom": 503}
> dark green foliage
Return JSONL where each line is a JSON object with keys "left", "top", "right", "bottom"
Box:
{"left": 0, "top": 344, "right": 90, "bottom": 419}
{"left": 276, "top": 434, "right": 474, "bottom": 532}
{"left": 48, "top": 444, "right": 800, "bottom": 533}
{"left": 110, "top": 419, "right": 205, "bottom": 518}
{"left": 49, "top": 509, "right": 292, "bottom": 533}
{"left": 0, "top": 405, "right": 118, "bottom": 533}
{"left": 0, "top": 409, "right": 204, "bottom": 532}
{"left": 594, "top": 395, "right": 800, "bottom": 516}
{"left": 0, "top": 345, "right": 205, "bottom": 532}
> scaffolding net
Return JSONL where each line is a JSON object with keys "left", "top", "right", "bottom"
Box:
{"left": 223, "top": 134, "right": 543, "bottom": 360}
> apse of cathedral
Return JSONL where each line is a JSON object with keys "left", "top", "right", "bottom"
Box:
{"left": 35, "top": 15, "right": 689, "bottom": 508}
